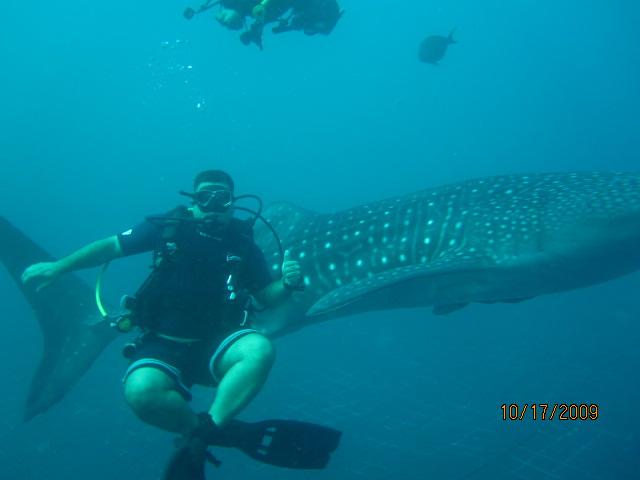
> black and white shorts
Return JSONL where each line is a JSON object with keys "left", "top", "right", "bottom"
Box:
{"left": 122, "top": 328, "right": 257, "bottom": 400}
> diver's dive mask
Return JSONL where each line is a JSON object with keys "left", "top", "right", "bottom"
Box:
{"left": 180, "top": 188, "right": 234, "bottom": 213}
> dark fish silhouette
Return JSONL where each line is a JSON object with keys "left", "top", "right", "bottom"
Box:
{"left": 419, "top": 29, "right": 457, "bottom": 65}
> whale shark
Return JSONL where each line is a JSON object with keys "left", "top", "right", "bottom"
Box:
{"left": 2, "top": 171, "right": 640, "bottom": 419}
{"left": 253, "top": 171, "right": 640, "bottom": 333}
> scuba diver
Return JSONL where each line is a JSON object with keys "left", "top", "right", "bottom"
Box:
{"left": 21, "top": 170, "right": 340, "bottom": 477}
{"left": 185, "top": 0, "right": 343, "bottom": 49}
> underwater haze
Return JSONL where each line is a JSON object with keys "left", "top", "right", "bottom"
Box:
{"left": 1, "top": 0, "right": 639, "bottom": 479}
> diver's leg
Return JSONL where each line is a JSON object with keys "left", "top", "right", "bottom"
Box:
{"left": 124, "top": 367, "right": 198, "bottom": 434}
{"left": 208, "top": 333, "right": 275, "bottom": 427}
{"left": 216, "top": 8, "right": 244, "bottom": 30}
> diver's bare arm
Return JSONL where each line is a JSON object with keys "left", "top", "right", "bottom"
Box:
{"left": 254, "top": 280, "right": 292, "bottom": 307}
{"left": 56, "top": 235, "right": 123, "bottom": 274}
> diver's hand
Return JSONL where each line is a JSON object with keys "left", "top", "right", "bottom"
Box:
{"left": 281, "top": 250, "right": 303, "bottom": 289}
{"left": 21, "top": 262, "right": 62, "bottom": 292}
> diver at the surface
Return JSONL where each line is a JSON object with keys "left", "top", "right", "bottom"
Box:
{"left": 186, "top": 0, "right": 343, "bottom": 49}
{"left": 21, "top": 169, "right": 340, "bottom": 477}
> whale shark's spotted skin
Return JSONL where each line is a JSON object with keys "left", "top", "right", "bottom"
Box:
{"left": 253, "top": 172, "right": 640, "bottom": 334}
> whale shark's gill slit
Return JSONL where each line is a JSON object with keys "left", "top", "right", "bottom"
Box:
{"left": 311, "top": 219, "right": 331, "bottom": 291}
{"left": 390, "top": 205, "right": 402, "bottom": 264}
{"left": 410, "top": 196, "right": 424, "bottom": 264}
{"left": 433, "top": 205, "right": 453, "bottom": 260}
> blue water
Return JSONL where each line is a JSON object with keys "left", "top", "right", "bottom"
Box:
{"left": 1, "top": 1, "right": 639, "bottom": 479}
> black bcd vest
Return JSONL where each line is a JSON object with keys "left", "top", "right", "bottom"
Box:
{"left": 131, "top": 206, "right": 256, "bottom": 336}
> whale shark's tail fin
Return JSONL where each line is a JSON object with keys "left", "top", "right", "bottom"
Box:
{"left": 0, "top": 216, "right": 117, "bottom": 421}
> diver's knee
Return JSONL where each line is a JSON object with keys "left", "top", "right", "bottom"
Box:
{"left": 123, "top": 368, "right": 172, "bottom": 413}
{"left": 216, "top": 334, "right": 276, "bottom": 377}
{"left": 237, "top": 334, "right": 276, "bottom": 367}
{"left": 248, "top": 334, "right": 276, "bottom": 365}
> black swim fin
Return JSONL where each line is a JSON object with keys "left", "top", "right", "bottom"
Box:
{"left": 215, "top": 418, "right": 342, "bottom": 469}
{"left": 163, "top": 435, "right": 222, "bottom": 480}
{"left": 163, "top": 437, "right": 207, "bottom": 480}
{"left": 164, "top": 415, "right": 341, "bottom": 478}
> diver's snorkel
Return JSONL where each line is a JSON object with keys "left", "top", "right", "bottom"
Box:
{"left": 183, "top": 0, "right": 220, "bottom": 20}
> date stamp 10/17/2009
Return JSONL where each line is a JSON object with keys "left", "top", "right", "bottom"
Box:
{"left": 500, "top": 404, "right": 599, "bottom": 421}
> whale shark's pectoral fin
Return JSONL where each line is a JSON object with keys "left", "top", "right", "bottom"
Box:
{"left": 307, "top": 254, "right": 491, "bottom": 318}
{"left": 0, "top": 216, "right": 118, "bottom": 421}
